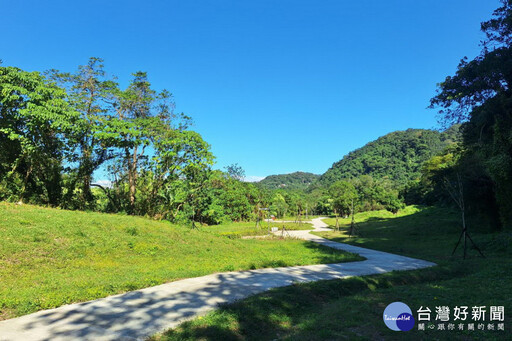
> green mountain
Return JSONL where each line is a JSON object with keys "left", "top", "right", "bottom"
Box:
{"left": 258, "top": 172, "right": 320, "bottom": 190}
{"left": 319, "top": 126, "right": 460, "bottom": 187}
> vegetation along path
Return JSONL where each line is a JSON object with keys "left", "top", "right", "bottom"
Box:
{"left": 0, "top": 218, "right": 435, "bottom": 341}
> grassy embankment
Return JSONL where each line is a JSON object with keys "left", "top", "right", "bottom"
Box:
{"left": 153, "top": 205, "right": 511, "bottom": 340}
{"left": 0, "top": 202, "right": 361, "bottom": 320}
{"left": 204, "top": 221, "right": 313, "bottom": 238}
{"left": 280, "top": 215, "right": 320, "bottom": 221}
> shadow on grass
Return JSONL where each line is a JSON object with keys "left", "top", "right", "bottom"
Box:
{"left": 154, "top": 266, "right": 466, "bottom": 341}
{"left": 5, "top": 258, "right": 393, "bottom": 341}
{"left": 4, "top": 207, "right": 501, "bottom": 340}
{"left": 320, "top": 206, "right": 497, "bottom": 262}
{"left": 1, "top": 236, "right": 365, "bottom": 340}
{"left": 300, "top": 241, "right": 364, "bottom": 264}
{"left": 365, "top": 216, "right": 387, "bottom": 222}
{"left": 154, "top": 206, "right": 510, "bottom": 340}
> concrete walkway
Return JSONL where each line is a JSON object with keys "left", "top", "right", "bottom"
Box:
{"left": 0, "top": 218, "right": 435, "bottom": 341}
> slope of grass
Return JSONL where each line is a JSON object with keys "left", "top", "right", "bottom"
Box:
{"left": 321, "top": 205, "right": 421, "bottom": 230}
{"left": 204, "top": 221, "right": 313, "bottom": 238}
{"left": 280, "top": 215, "right": 320, "bottom": 221}
{"left": 153, "top": 206, "right": 511, "bottom": 340}
{"left": 0, "top": 202, "right": 361, "bottom": 319}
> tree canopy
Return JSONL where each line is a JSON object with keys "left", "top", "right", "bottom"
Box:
{"left": 319, "top": 128, "right": 460, "bottom": 188}
{"left": 429, "top": 0, "right": 512, "bottom": 229}
{"left": 258, "top": 172, "right": 320, "bottom": 190}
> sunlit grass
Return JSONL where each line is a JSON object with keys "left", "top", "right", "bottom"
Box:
{"left": 321, "top": 205, "right": 422, "bottom": 230}
{"left": 0, "top": 202, "right": 361, "bottom": 319}
{"left": 280, "top": 215, "right": 320, "bottom": 221}
{"left": 203, "top": 221, "right": 313, "bottom": 238}
{"left": 153, "top": 206, "right": 512, "bottom": 340}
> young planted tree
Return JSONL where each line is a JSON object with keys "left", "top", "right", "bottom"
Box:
{"left": 444, "top": 173, "right": 485, "bottom": 259}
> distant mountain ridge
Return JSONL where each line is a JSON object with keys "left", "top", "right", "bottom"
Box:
{"left": 319, "top": 126, "right": 460, "bottom": 187}
{"left": 258, "top": 172, "right": 320, "bottom": 190}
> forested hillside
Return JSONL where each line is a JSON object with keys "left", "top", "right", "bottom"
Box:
{"left": 258, "top": 172, "right": 319, "bottom": 190}
{"left": 319, "top": 126, "right": 459, "bottom": 187}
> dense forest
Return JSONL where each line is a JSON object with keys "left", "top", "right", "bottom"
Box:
{"left": 319, "top": 127, "right": 460, "bottom": 187}
{"left": 257, "top": 172, "right": 319, "bottom": 190}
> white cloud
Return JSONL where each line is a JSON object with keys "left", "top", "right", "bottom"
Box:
{"left": 243, "top": 175, "right": 265, "bottom": 183}
{"left": 92, "top": 179, "right": 113, "bottom": 188}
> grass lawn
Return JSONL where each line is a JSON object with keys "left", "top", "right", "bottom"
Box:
{"left": 0, "top": 202, "right": 361, "bottom": 320}
{"left": 204, "top": 221, "right": 313, "bottom": 238}
{"left": 280, "top": 215, "right": 320, "bottom": 221}
{"left": 152, "top": 206, "right": 512, "bottom": 340}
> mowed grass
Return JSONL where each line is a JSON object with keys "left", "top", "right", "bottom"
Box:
{"left": 280, "top": 215, "right": 320, "bottom": 221}
{"left": 0, "top": 202, "right": 361, "bottom": 320}
{"left": 204, "top": 221, "right": 313, "bottom": 238}
{"left": 153, "top": 206, "right": 512, "bottom": 340}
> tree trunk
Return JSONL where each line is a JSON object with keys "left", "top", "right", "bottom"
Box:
{"left": 81, "top": 146, "right": 94, "bottom": 206}
{"left": 349, "top": 199, "right": 355, "bottom": 236}
{"left": 82, "top": 172, "right": 93, "bottom": 203}
{"left": 19, "top": 161, "right": 32, "bottom": 204}
{"left": 334, "top": 209, "right": 339, "bottom": 231}
{"left": 128, "top": 146, "right": 138, "bottom": 213}
{"left": 45, "top": 162, "right": 62, "bottom": 207}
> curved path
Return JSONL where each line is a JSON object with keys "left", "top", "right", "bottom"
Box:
{"left": 0, "top": 218, "right": 435, "bottom": 341}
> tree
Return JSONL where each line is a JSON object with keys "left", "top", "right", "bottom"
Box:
{"left": 383, "top": 196, "right": 405, "bottom": 215}
{"left": 271, "top": 193, "right": 288, "bottom": 218}
{"left": 328, "top": 181, "right": 357, "bottom": 231}
{"left": 133, "top": 129, "right": 214, "bottom": 220}
{"left": 115, "top": 72, "right": 154, "bottom": 212}
{"left": 0, "top": 66, "right": 78, "bottom": 205}
{"left": 52, "top": 57, "right": 120, "bottom": 208}
{"left": 1, "top": 61, "right": 216, "bottom": 224}
{"left": 111, "top": 72, "right": 180, "bottom": 214}
{"left": 430, "top": 0, "right": 512, "bottom": 229}
{"left": 112, "top": 71, "right": 215, "bottom": 218}
{"left": 225, "top": 163, "right": 245, "bottom": 181}
{"left": 444, "top": 172, "right": 485, "bottom": 259}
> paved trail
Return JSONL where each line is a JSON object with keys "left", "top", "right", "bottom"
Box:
{"left": 0, "top": 218, "right": 435, "bottom": 341}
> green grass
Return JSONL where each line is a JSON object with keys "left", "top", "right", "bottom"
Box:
{"left": 321, "top": 205, "right": 421, "bottom": 231}
{"left": 280, "top": 215, "right": 320, "bottom": 221}
{"left": 152, "top": 206, "right": 512, "bottom": 340}
{"left": 204, "top": 221, "right": 313, "bottom": 238}
{"left": 0, "top": 202, "right": 362, "bottom": 320}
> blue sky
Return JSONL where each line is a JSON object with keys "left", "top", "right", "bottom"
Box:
{"left": 0, "top": 0, "right": 500, "bottom": 181}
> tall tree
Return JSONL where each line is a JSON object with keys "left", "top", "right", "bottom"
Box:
{"left": 115, "top": 72, "right": 158, "bottom": 213}
{"left": 271, "top": 193, "right": 288, "bottom": 218}
{"left": 53, "top": 57, "right": 119, "bottom": 208}
{"left": 225, "top": 163, "right": 245, "bottom": 181}
{"left": 328, "top": 181, "right": 357, "bottom": 231}
{"left": 112, "top": 71, "right": 213, "bottom": 216}
{"left": 430, "top": 0, "right": 512, "bottom": 228}
{"left": 148, "top": 129, "right": 214, "bottom": 219}
{"left": 0, "top": 66, "right": 78, "bottom": 205}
